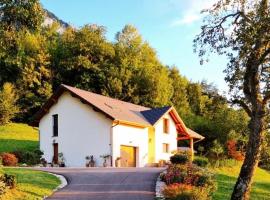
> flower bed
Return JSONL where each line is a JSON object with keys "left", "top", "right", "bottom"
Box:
{"left": 158, "top": 154, "right": 216, "bottom": 200}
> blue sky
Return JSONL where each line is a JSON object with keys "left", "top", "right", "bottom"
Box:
{"left": 40, "top": 0, "right": 228, "bottom": 93}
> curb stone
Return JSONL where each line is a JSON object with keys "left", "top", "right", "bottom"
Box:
{"left": 43, "top": 172, "right": 67, "bottom": 199}
{"left": 155, "top": 171, "right": 166, "bottom": 200}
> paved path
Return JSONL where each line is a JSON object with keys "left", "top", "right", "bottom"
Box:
{"left": 38, "top": 168, "right": 164, "bottom": 200}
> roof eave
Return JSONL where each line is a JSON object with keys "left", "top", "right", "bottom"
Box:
{"left": 30, "top": 84, "right": 115, "bottom": 127}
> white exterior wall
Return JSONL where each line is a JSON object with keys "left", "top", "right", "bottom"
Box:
{"left": 39, "top": 92, "right": 112, "bottom": 167}
{"left": 154, "top": 113, "right": 178, "bottom": 162}
{"left": 112, "top": 124, "right": 148, "bottom": 167}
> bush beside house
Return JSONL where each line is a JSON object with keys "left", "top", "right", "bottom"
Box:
{"left": 0, "top": 153, "right": 18, "bottom": 166}
{"left": 160, "top": 151, "right": 216, "bottom": 200}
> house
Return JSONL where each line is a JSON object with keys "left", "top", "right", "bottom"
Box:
{"left": 32, "top": 84, "right": 204, "bottom": 167}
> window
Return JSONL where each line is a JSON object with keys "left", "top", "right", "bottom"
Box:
{"left": 52, "top": 114, "right": 58, "bottom": 137}
{"left": 163, "top": 118, "right": 169, "bottom": 133}
{"left": 163, "top": 143, "right": 169, "bottom": 153}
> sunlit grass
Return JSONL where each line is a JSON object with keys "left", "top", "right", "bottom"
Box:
{"left": 0, "top": 123, "right": 38, "bottom": 152}
{"left": 1, "top": 168, "right": 60, "bottom": 200}
{"left": 213, "top": 164, "right": 270, "bottom": 200}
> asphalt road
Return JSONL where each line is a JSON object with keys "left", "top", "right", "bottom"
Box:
{"left": 39, "top": 168, "right": 164, "bottom": 200}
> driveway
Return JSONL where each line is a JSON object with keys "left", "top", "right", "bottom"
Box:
{"left": 39, "top": 168, "right": 164, "bottom": 200}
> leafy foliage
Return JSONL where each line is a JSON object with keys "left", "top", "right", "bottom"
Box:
{"left": 170, "top": 153, "right": 190, "bottom": 165}
{"left": 0, "top": 83, "right": 19, "bottom": 125}
{"left": 194, "top": 0, "right": 270, "bottom": 198}
{"left": 1, "top": 174, "right": 16, "bottom": 189}
{"left": 193, "top": 157, "right": 209, "bottom": 167}
{"left": 162, "top": 183, "right": 210, "bottom": 200}
{"left": 160, "top": 164, "right": 216, "bottom": 200}
{"left": 13, "top": 149, "right": 43, "bottom": 165}
{"left": 209, "top": 140, "right": 224, "bottom": 159}
{"left": 0, "top": 153, "right": 18, "bottom": 166}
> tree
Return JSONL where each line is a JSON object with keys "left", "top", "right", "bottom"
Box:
{"left": 0, "top": 83, "right": 19, "bottom": 125}
{"left": 0, "top": 0, "right": 49, "bottom": 121}
{"left": 0, "top": 0, "right": 44, "bottom": 32}
{"left": 52, "top": 25, "right": 115, "bottom": 92}
{"left": 0, "top": 0, "right": 45, "bottom": 86}
{"left": 194, "top": 0, "right": 270, "bottom": 199}
{"left": 169, "top": 67, "right": 191, "bottom": 116}
{"left": 187, "top": 82, "right": 210, "bottom": 115}
{"left": 210, "top": 140, "right": 224, "bottom": 159}
{"left": 103, "top": 25, "right": 173, "bottom": 107}
{"left": 15, "top": 29, "right": 52, "bottom": 121}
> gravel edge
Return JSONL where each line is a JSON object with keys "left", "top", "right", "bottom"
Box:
{"left": 43, "top": 172, "right": 68, "bottom": 199}
{"left": 155, "top": 171, "right": 166, "bottom": 200}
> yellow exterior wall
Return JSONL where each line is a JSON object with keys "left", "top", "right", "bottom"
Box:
{"left": 148, "top": 126, "right": 155, "bottom": 163}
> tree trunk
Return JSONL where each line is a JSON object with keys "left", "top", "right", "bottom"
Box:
{"left": 231, "top": 114, "right": 264, "bottom": 200}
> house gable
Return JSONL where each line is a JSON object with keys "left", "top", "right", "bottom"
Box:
{"left": 39, "top": 91, "right": 113, "bottom": 166}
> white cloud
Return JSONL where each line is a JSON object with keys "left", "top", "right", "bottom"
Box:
{"left": 170, "top": 0, "right": 217, "bottom": 26}
{"left": 171, "top": 13, "right": 200, "bottom": 26}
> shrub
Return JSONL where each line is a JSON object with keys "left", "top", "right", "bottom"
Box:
{"left": 209, "top": 140, "right": 224, "bottom": 159}
{"left": 193, "top": 157, "right": 209, "bottom": 167}
{"left": 209, "top": 158, "right": 240, "bottom": 168}
{"left": 160, "top": 164, "right": 217, "bottom": 200}
{"left": 13, "top": 149, "right": 43, "bottom": 165}
{"left": 0, "top": 180, "right": 6, "bottom": 195}
{"left": 162, "top": 183, "right": 192, "bottom": 199}
{"left": 170, "top": 154, "right": 189, "bottom": 165}
{"left": 1, "top": 153, "right": 18, "bottom": 166}
{"left": 259, "top": 146, "right": 270, "bottom": 170}
{"left": 161, "top": 165, "right": 187, "bottom": 184}
{"left": 162, "top": 183, "right": 209, "bottom": 200}
{"left": 227, "top": 140, "right": 245, "bottom": 161}
{"left": 3, "top": 174, "right": 16, "bottom": 189}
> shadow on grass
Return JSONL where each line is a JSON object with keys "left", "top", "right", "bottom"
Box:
{"left": 3, "top": 168, "right": 60, "bottom": 199}
{"left": 251, "top": 181, "right": 270, "bottom": 200}
{"left": 213, "top": 172, "right": 270, "bottom": 200}
{"left": 0, "top": 139, "right": 38, "bottom": 152}
{"left": 213, "top": 173, "right": 236, "bottom": 200}
{"left": 4, "top": 168, "right": 60, "bottom": 190}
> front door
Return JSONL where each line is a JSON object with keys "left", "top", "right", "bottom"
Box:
{"left": 120, "top": 145, "right": 136, "bottom": 167}
{"left": 53, "top": 143, "right": 58, "bottom": 164}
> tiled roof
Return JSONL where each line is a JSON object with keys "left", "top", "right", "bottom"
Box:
{"left": 63, "top": 85, "right": 151, "bottom": 126}
{"left": 141, "top": 106, "right": 171, "bottom": 125}
{"left": 187, "top": 128, "right": 205, "bottom": 140}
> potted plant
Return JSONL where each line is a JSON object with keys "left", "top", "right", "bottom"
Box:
{"left": 85, "top": 156, "right": 90, "bottom": 167}
{"left": 89, "top": 155, "right": 95, "bottom": 167}
{"left": 40, "top": 158, "right": 48, "bottom": 167}
{"left": 58, "top": 153, "right": 66, "bottom": 167}
{"left": 115, "top": 157, "right": 121, "bottom": 167}
{"left": 100, "top": 154, "right": 111, "bottom": 167}
{"left": 85, "top": 155, "right": 95, "bottom": 167}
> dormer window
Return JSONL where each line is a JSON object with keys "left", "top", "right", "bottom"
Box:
{"left": 163, "top": 118, "right": 169, "bottom": 134}
{"left": 52, "top": 114, "right": 58, "bottom": 137}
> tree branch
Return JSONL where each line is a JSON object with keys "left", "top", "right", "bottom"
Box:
{"left": 263, "top": 92, "right": 270, "bottom": 105}
{"left": 258, "top": 47, "right": 270, "bottom": 65}
{"left": 232, "top": 99, "right": 252, "bottom": 117}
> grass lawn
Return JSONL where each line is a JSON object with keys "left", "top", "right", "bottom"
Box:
{"left": 213, "top": 164, "right": 270, "bottom": 200}
{"left": 1, "top": 168, "right": 61, "bottom": 200}
{"left": 0, "top": 123, "right": 38, "bottom": 152}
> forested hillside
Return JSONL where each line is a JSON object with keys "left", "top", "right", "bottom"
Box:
{"left": 0, "top": 0, "right": 269, "bottom": 167}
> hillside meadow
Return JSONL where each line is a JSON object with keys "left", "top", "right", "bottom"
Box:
{"left": 0, "top": 123, "right": 38, "bottom": 153}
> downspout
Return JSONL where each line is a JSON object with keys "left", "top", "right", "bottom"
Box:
{"left": 110, "top": 120, "right": 120, "bottom": 167}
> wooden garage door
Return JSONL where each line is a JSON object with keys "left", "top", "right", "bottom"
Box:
{"left": 120, "top": 145, "right": 136, "bottom": 167}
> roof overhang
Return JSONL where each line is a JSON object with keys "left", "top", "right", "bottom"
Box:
{"left": 163, "top": 107, "right": 205, "bottom": 141}
{"left": 30, "top": 85, "right": 115, "bottom": 127}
